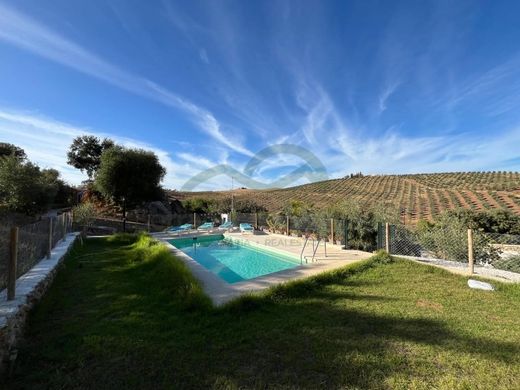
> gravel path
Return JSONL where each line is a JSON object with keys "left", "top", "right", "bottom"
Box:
{"left": 398, "top": 255, "right": 520, "bottom": 283}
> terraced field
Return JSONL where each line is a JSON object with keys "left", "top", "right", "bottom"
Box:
{"left": 171, "top": 172, "right": 520, "bottom": 223}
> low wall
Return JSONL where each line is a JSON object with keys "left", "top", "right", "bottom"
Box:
{"left": 0, "top": 232, "right": 79, "bottom": 376}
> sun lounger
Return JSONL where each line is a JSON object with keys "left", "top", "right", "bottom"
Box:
{"left": 197, "top": 222, "right": 214, "bottom": 232}
{"left": 239, "top": 223, "right": 254, "bottom": 234}
{"left": 218, "top": 221, "right": 233, "bottom": 231}
{"left": 166, "top": 223, "right": 193, "bottom": 232}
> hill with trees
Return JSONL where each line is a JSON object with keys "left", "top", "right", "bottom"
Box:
{"left": 170, "top": 171, "right": 520, "bottom": 223}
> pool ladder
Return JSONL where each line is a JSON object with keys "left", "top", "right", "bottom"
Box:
{"left": 300, "top": 237, "right": 327, "bottom": 264}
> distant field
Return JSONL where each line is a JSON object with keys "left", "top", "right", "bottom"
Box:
{"left": 171, "top": 172, "right": 520, "bottom": 222}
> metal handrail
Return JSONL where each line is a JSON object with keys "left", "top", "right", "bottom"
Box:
{"left": 300, "top": 236, "right": 309, "bottom": 264}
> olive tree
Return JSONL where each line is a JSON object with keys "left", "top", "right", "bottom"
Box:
{"left": 95, "top": 146, "right": 166, "bottom": 231}
{"left": 72, "top": 202, "right": 97, "bottom": 243}
{"left": 67, "top": 135, "right": 115, "bottom": 180}
{"left": 0, "top": 142, "right": 26, "bottom": 161}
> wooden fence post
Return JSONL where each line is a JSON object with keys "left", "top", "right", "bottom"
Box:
{"left": 330, "top": 218, "right": 334, "bottom": 243}
{"left": 193, "top": 212, "right": 197, "bottom": 228}
{"left": 343, "top": 220, "right": 349, "bottom": 250}
{"left": 385, "top": 222, "right": 390, "bottom": 253}
{"left": 62, "top": 213, "right": 67, "bottom": 239}
{"left": 467, "top": 228, "right": 474, "bottom": 275}
{"left": 254, "top": 212, "right": 258, "bottom": 229}
{"left": 7, "top": 227, "right": 19, "bottom": 301}
{"left": 47, "top": 218, "right": 53, "bottom": 259}
{"left": 286, "top": 215, "right": 290, "bottom": 236}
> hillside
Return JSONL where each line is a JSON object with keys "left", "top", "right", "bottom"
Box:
{"left": 170, "top": 172, "right": 520, "bottom": 223}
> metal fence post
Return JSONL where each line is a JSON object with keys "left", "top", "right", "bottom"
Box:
{"left": 330, "top": 218, "right": 334, "bottom": 243}
{"left": 47, "top": 218, "right": 53, "bottom": 259}
{"left": 255, "top": 212, "right": 258, "bottom": 229}
{"left": 286, "top": 215, "right": 290, "bottom": 235}
{"left": 467, "top": 228, "right": 474, "bottom": 275}
{"left": 193, "top": 212, "right": 196, "bottom": 228}
{"left": 7, "top": 227, "right": 19, "bottom": 301}
{"left": 385, "top": 222, "right": 390, "bottom": 253}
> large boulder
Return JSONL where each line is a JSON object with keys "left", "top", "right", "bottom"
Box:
{"left": 127, "top": 201, "right": 173, "bottom": 226}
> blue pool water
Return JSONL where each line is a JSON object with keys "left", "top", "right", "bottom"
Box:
{"left": 169, "top": 235, "right": 299, "bottom": 283}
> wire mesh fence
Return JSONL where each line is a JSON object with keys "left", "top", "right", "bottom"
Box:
{"left": 388, "top": 224, "right": 469, "bottom": 261}
{"left": 386, "top": 223, "right": 520, "bottom": 275}
{"left": 0, "top": 225, "right": 11, "bottom": 291}
{"left": 0, "top": 212, "right": 73, "bottom": 292}
{"left": 484, "top": 233, "right": 520, "bottom": 273}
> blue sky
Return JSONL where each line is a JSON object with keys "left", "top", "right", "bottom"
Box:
{"left": 0, "top": 0, "right": 520, "bottom": 190}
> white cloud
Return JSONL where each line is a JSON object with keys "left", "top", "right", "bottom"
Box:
{"left": 0, "top": 2, "right": 252, "bottom": 157}
{"left": 0, "top": 109, "right": 225, "bottom": 189}
{"left": 378, "top": 81, "right": 400, "bottom": 114}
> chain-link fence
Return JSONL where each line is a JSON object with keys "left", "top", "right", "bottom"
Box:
{"left": 386, "top": 224, "right": 468, "bottom": 261}
{"left": 0, "top": 212, "right": 73, "bottom": 292}
{"left": 485, "top": 233, "right": 520, "bottom": 273}
{"left": 385, "top": 223, "right": 520, "bottom": 275}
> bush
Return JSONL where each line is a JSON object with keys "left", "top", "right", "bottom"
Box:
{"left": 492, "top": 255, "right": 520, "bottom": 273}
{"left": 73, "top": 202, "right": 97, "bottom": 227}
{"left": 416, "top": 213, "right": 501, "bottom": 264}
{"left": 0, "top": 155, "right": 61, "bottom": 214}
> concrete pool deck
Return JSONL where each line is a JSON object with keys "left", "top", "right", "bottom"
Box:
{"left": 153, "top": 231, "right": 372, "bottom": 305}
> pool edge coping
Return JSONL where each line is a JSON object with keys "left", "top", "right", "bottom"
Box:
{"left": 156, "top": 232, "right": 370, "bottom": 306}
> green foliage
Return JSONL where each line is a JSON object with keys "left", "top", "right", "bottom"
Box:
{"left": 266, "top": 213, "right": 286, "bottom": 233}
{"left": 181, "top": 197, "right": 266, "bottom": 214}
{"left": 372, "top": 249, "right": 393, "bottom": 264}
{"left": 67, "top": 135, "right": 115, "bottom": 180}
{"left": 492, "top": 255, "right": 520, "bottom": 273}
{"left": 95, "top": 146, "right": 166, "bottom": 207}
{"left": 0, "top": 142, "right": 26, "bottom": 160}
{"left": 416, "top": 213, "right": 501, "bottom": 263}
{"left": 0, "top": 155, "right": 61, "bottom": 214}
{"left": 443, "top": 208, "right": 520, "bottom": 234}
{"left": 73, "top": 202, "right": 97, "bottom": 227}
{"left": 325, "top": 199, "right": 399, "bottom": 251}
{"left": 282, "top": 200, "right": 312, "bottom": 217}
{"left": 182, "top": 197, "right": 213, "bottom": 213}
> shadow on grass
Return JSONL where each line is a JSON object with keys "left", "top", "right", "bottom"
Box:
{"left": 6, "top": 237, "right": 520, "bottom": 389}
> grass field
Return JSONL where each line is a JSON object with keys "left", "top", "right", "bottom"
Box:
{"left": 5, "top": 234, "right": 520, "bottom": 389}
{"left": 173, "top": 171, "right": 520, "bottom": 222}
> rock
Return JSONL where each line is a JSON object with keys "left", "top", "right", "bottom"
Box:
{"left": 468, "top": 279, "right": 495, "bottom": 291}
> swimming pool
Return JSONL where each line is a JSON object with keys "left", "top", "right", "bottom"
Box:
{"left": 169, "top": 235, "right": 300, "bottom": 283}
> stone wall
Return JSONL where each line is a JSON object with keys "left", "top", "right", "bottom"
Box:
{"left": 0, "top": 233, "right": 79, "bottom": 376}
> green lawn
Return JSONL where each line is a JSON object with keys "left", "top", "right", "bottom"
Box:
{"left": 5, "top": 234, "right": 520, "bottom": 389}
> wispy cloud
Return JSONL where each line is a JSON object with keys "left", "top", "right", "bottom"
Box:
{"left": 0, "top": 2, "right": 252, "bottom": 157}
{"left": 0, "top": 108, "right": 227, "bottom": 189}
{"left": 378, "top": 81, "right": 400, "bottom": 114}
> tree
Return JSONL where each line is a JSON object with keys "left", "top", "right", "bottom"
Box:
{"left": 95, "top": 146, "right": 166, "bottom": 230}
{"left": 0, "top": 156, "right": 59, "bottom": 214}
{"left": 72, "top": 202, "right": 97, "bottom": 243}
{"left": 67, "top": 135, "right": 115, "bottom": 180}
{"left": 0, "top": 142, "right": 26, "bottom": 161}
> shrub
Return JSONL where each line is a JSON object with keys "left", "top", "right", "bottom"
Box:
{"left": 492, "top": 255, "right": 520, "bottom": 273}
